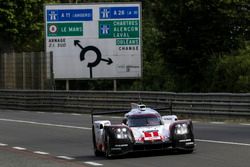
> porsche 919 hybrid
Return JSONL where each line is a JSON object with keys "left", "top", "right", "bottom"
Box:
{"left": 91, "top": 103, "right": 195, "bottom": 158}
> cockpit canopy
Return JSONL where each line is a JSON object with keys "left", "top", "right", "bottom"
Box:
{"left": 127, "top": 114, "right": 162, "bottom": 127}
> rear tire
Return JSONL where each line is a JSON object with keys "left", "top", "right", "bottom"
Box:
{"left": 105, "top": 135, "right": 112, "bottom": 158}
{"left": 94, "top": 147, "right": 103, "bottom": 156}
{"left": 92, "top": 127, "right": 102, "bottom": 156}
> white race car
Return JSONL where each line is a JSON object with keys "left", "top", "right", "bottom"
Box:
{"left": 91, "top": 103, "right": 195, "bottom": 158}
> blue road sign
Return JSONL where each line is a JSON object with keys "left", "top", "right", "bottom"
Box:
{"left": 100, "top": 7, "right": 139, "bottom": 19}
{"left": 47, "top": 9, "right": 92, "bottom": 22}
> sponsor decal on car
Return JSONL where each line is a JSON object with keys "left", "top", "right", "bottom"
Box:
{"left": 143, "top": 131, "right": 161, "bottom": 141}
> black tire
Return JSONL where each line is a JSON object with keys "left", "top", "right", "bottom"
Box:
{"left": 105, "top": 135, "right": 112, "bottom": 158}
{"left": 92, "top": 128, "right": 102, "bottom": 156}
{"left": 94, "top": 147, "right": 103, "bottom": 156}
{"left": 93, "top": 138, "right": 103, "bottom": 157}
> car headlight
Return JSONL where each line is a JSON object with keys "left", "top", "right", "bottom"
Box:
{"left": 116, "top": 128, "right": 129, "bottom": 139}
{"left": 175, "top": 123, "right": 188, "bottom": 135}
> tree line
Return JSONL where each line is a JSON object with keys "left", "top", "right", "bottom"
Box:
{"left": 0, "top": 0, "right": 249, "bottom": 92}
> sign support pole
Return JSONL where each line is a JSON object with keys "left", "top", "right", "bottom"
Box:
{"left": 113, "top": 79, "right": 117, "bottom": 91}
{"left": 66, "top": 80, "right": 69, "bottom": 91}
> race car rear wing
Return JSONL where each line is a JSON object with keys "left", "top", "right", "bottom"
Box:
{"left": 91, "top": 103, "right": 173, "bottom": 124}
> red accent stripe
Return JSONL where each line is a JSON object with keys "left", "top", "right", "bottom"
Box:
{"left": 153, "top": 131, "right": 159, "bottom": 136}
{"left": 144, "top": 132, "right": 152, "bottom": 137}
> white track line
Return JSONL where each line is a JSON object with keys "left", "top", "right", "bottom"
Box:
{"left": 192, "top": 121, "right": 199, "bottom": 123}
{"left": 13, "top": 147, "right": 27, "bottom": 151}
{"left": 196, "top": 139, "right": 250, "bottom": 147}
{"left": 0, "top": 118, "right": 91, "bottom": 130}
{"left": 57, "top": 156, "right": 75, "bottom": 160}
{"left": 210, "top": 122, "right": 225, "bottom": 124}
{"left": 111, "top": 116, "right": 123, "bottom": 119}
{"left": 71, "top": 113, "right": 82, "bottom": 116}
{"left": 240, "top": 123, "right": 250, "bottom": 126}
{"left": 84, "top": 162, "right": 103, "bottom": 166}
{"left": 34, "top": 151, "right": 49, "bottom": 155}
{"left": 37, "top": 112, "right": 45, "bottom": 114}
{"left": 52, "top": 112, "right": 63, "bottom": 115}
{"left": 0, "top": 143, "right": 7, "bottom": 146}
{"left": 93, "top": 115, "right": 102, "bottom": 118}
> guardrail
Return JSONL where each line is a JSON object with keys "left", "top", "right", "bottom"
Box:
{"left": 0, "top": 90, "right": 249, "bottom": 118}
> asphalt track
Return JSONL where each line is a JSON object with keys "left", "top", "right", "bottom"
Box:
{"left": 0, "top": 109, "right": 250, "bottom": 167}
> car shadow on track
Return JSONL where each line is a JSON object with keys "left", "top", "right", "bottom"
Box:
{"left": 73, "top": 149, "right": 195, "bottom": 161}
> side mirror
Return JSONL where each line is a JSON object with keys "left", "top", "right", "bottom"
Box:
{"left": 99, "top": 124, "right": 104, "bottom": 129}
{"left": 122, "top": 118, "right": 127, "bottom": 125}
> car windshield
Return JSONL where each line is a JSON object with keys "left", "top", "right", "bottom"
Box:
{"left": 127, "top": 114, "right": 162, "bottom": 127}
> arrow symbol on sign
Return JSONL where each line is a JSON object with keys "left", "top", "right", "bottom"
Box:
{"left": 101, "top": 58, "right": 113, "bottom": 65}
{"left": 74, "top": 40, "right": 84, "bottom": 50}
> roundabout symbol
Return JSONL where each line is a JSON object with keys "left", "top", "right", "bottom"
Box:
{"left": 74, "top": 40, "right": 113, "bottom": 78}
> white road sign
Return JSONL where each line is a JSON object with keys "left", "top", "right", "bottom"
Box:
{"left": 45, "top": 3, "right": 142, "bottom": 79}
